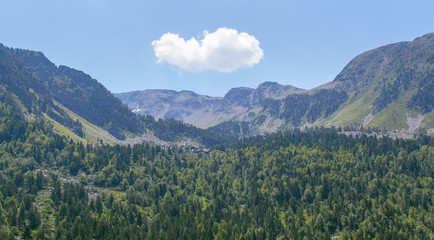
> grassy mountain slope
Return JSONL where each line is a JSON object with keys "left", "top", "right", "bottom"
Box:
{"left": 0, "top": 44, "right": 144, "bottom": 140}
{"left": 11, "top": 48, "right": 144, "bottom": 140}
{"left": 325, "top": 33, "right": 433, "bottom": 131}
{"left": 215, "top": 33, "right": 433, "bottom": 138}
{"left": 0, "top": 44, "right": 227, "bottom": 147}
{"left": 0, "top": 44, "right": 85, "bottom": 137}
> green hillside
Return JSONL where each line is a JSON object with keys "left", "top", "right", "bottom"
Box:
{"left": 206, "top": 33, "right": 434, "bottom": 140}
{"left": 327, "top": 33, "right": 434, "bottom": 130}
{"left": 0, "top": 43, "right": 227, "bottom": 147}
{"left": 0, "top": 44, "right": 144, "bottom": 140}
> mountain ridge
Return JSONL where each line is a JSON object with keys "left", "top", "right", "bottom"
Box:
{"left": 1, "top": 33, "right": 432, "bottom": 143}
{"left": 0, "top": 44, "right": 227, "bottom": 147}
{"left": 0, "top": 45, "right": 146, "bottom": 140}
{"left": 114, "top": 81, "right": 302, "bottom": 128}
{"left": 117, "top": 33, "right": 434, "bottom": 139}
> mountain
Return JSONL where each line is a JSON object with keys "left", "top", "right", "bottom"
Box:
{"left": 116, "top": 89, "right": 222, "bottom": 128}
{"left": 115, "top": 81, "right": 302, "bottom": 129}
{"left": 2, "top": 33, "right": 431, "bottom": 144}
{"left": 0, "top": 44, "right": 226, "bottom": 147}
{"left": 0, "top": 44, "right": 144, "bottom": 141}
{"left": 323, "top": 33, "right": 433, "bottom": 131}
{"left": 0, "top": 37, "right": 432, "bottom": 240}
{"left": 117, "top": 33, "right": 434, "bottom": 139}
{"left": 207, "top": 87, "right": 348, "bottom": 140}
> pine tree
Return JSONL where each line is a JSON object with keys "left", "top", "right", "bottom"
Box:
{"left": 22, "top": 225, "right": 32, "bottom": 240}
{"left": 28, "top": 206, "right": 41, "bottom": 230}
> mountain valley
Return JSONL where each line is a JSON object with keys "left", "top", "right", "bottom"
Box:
{"left": 117, "top": 33, "right": 434, "bottom": 139}
{"left": 0, "top": 33, "right": 433, "bottom": 239}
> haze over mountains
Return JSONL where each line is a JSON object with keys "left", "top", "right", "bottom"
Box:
{"left": 117, "top": 33, "right": 434, "bottom": 138}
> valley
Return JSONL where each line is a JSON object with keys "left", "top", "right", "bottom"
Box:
{"left": 0, "top": 32, "right": 432, "bottom": 239}
{"left": 117, "top": 33, "right": 433, "bottom": 140}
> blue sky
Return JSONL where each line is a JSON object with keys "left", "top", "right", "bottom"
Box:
{"left": 1, "top": 0, "right": 433, "bottom": 96}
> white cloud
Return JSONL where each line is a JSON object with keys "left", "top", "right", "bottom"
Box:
{"left": 152, "top": 27, "right": 264, "bottom": 72}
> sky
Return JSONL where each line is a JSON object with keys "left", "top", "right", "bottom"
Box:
{"left": 1, "top": 0, "right": 433, "bottom": 97}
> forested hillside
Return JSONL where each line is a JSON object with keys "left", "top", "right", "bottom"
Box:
{"left": 0, "top": 98, "right": 432, "bottom": 239}
{"left": 0, "top": 44, "right": 143, "bottom": 140}
{"left": 0, "top": 43, "right": 227, "bottom": 147}
{"left": 138, "top": 115, "right": 227, "bottom": 147}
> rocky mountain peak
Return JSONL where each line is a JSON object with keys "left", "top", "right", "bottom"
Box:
{"left": 223, "top": 87, "right": 255, "bottom": 108}
{"left": 253, "top": 81, "right": 302, "bottom": 104}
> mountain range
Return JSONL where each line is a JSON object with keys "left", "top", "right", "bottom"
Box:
{"left": 0, "top": 33, "right": 432, "bottom": 144}
{"left": 117, "top": 33, "right": 434, "bottom": 139}
{"left": 0, "top": 44, "right": 225, "bottom": 146}
{"left": 115, "top": 82, "right": 302, "bottom": 129}
{"left": 1, "top": 33, "right": 433, "bottom": 239}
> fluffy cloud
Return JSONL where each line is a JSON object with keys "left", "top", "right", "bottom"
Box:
{"left": 152, "top": 27, "right": 264, "bottom": 72}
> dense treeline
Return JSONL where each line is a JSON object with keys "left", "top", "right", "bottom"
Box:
{"left": 0, "top": 104, "right": 433, "bottom": 239}
{"left": 407, "top": 69, "right": 434, "bottom": 114}
{"left": 139, "top": 115, "right": 227, "bottom": 147}
{"left": 282, "top": 89, "right": 348, "bottom": 125}
{"left": 208, "top": 121, "right": 253, "bottom": 141}
{"left": 374, "top": 67, "right": 433, "bottom": 114}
